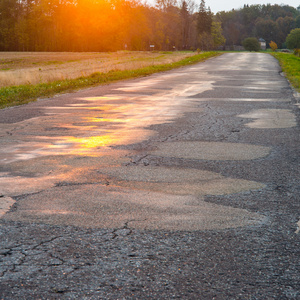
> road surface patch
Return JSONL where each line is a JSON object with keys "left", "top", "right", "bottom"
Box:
{"left": 151, "top": 141, "right": 271, "bottom": 161}
{"left": 98, "top": 165, "right": 265, "bottom": 196}
{"left": 0, "top": 153, "right": 130, "bottom": 197}
{"left": 2, "top": 184, "right": 265, "bottom": 231}
{"left": 0, "top": 196, "right": 15, "bottom": 217}
{"left": 238, "top": 109, "right": 297, "bottom": 129}
{"left": 0, "top": 172, "right": 56, "bottom": 197}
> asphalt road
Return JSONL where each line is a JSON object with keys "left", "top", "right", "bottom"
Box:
{"left": 0, "top": 52, "right": 299, "bottom": 299}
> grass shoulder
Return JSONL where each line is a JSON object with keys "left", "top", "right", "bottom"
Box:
{"left": 271, "top": 52, "right": 300, "bottom": 92}
{"left": 0, "top": 51, "right": 221, "bottom": 109}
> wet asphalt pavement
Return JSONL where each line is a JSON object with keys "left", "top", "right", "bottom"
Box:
{"left": 0, "top": 53, "right": 299, "bottom": 299}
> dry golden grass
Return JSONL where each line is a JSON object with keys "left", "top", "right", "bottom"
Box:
{"left": 0, "top": 51, "right": 194, "bottom": 87}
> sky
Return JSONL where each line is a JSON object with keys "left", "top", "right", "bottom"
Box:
{"left": 146, "top": 0, "right": 299, "bottom": 13}
{"left": 204, "top": 0, "right": 299, "bottom": 13}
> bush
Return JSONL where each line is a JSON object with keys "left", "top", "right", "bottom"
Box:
{"left": 269, "top": 41, "right": 278, "bottom": 52}
{"left": 242, "top": 37, "right": 261, "bottom": 52}
{"left": 286, "top": 28, "right": 300, "bottom": 50}
{"left": 294, "top": 49, "right": 300, "bottom": 57}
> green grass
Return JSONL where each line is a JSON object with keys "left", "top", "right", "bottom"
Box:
{"left": 271, "top": 52, "right": 300, "bottom": 92}
{"left": 0, "top": 51, "right": 220, "bottom": 109}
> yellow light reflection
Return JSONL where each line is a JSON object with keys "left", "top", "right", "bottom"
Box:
{"left": 83, "top": 117, "right": 127, "bottom": 123}
{"left": 85, "top": 105, "right": 116, "bottom": 111}
{"left": 66, "top": 135, "right": 115, "bottom": 149}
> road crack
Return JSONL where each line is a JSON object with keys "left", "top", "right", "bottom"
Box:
{"left": 0, "top": 235, "right": 63, "bottom": 277}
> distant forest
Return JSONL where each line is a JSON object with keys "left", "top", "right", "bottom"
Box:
{"left": 0, "top": 0, "right": 299, "bottom": 52}
{"left": 217, "top": 4, "right": 300, "bottom": 49}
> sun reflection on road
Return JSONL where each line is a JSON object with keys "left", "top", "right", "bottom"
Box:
{"left": 0, "top": 77, "right": 209, "bottom": 162}
{"left": 65, "top": 135, "right": 118, "bottom": 149}
{"left": 83, "top": 117, "right": 127, "bottom": 123}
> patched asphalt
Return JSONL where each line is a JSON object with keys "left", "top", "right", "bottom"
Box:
{"left": 0, "top": 52, "right": 299, "bottom": 298}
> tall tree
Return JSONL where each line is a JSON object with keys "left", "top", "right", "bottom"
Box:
{"left": 0, "top": 0, "right": 23, "bottom": 50}
{"left": 180, "top": 0, "right": 189, "bottom": 49}
{"left": 211, "top": 21, "right": 226, "bottom": 49}
{"left": 254, "top": 18, "right": 279, "bottom": 46}
{"left": 197, "top": 0, "right": 211, "bottom": 35}
{"left": 276, "top": 16, "right": 295, "bottom": 47}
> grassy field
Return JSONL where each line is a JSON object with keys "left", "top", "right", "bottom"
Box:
{"left": 0, "top": 51, "right": 198, "bottom": 87}
{"left": 271, "top": 52, "right": 300, "bottom": 93}
{"left": 0, "top": 51, "right": 220, "bottom": 109}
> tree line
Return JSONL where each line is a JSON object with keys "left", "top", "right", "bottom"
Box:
{"left": 0, "top": 0, "right": 299, "bottom": 52}
{"left": 216, "top": 4, "right": 300, "bottom": 49}
{"left": 0, "top": 0, "right": 225, "bottom": 51}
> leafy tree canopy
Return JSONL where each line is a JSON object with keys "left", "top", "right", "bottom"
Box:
{"left": 0, "top": 0, "right": 299, "bottom": 52}
{"left": 286, "top": 28, "right": 300, "bottom": 49}
{"left": 216, "top": 3, "right": 299, "bottom": 48}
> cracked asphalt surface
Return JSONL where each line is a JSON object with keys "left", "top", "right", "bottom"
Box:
{"left": 0, "top": 53, "right": 299, "bottom": 299}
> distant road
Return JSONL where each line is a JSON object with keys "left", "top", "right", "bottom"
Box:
{"left": 0, "top": 53, "right": 299, "bottom": 298}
